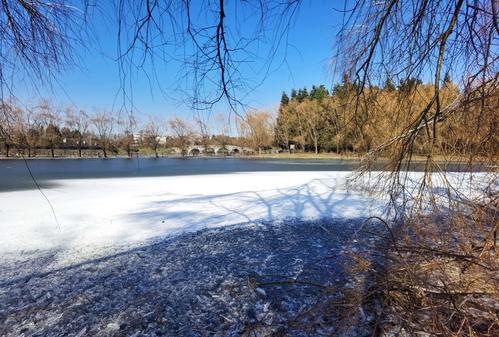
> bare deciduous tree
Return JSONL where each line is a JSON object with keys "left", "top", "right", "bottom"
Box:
{"left": 239, "top": 110, "right": 274, "bottom": 154}
{"left": 117, "top": 113, "right": 137, "bottom": 158}
{"left": 338, "top": 0, "right": 498, "bottom": 175}
{"left": 143, "top": 118, "right": 163, "bottom": 158}
{"left": 214, "top": 113, "right": 231, "bottom": 151}
{"left": 168, "top": 116, "right": 192, "bottom": 156}
{"left": 295, "top": 100, "right": 324, "bottom": 154}
{"left": 115, "top": 0, "right": 303, "bottom": 112}
{"left": 0, "top": 1, "right": 85, "bottom": 112}
{"left": 66, "top": 107, "right": 89, "bottom": 158}
{"left": 37, "top": 101, "right": 61, "bottom": 158}
{"left": 0, "top": 102, "right": 18, "bottom": 157}
{"left": 194, "top": 114, "right": 212, "bottom": 153}
{"left": 91, "top": 110, "right": 114, "bottom": 158}
{"left": 336, "top": 1, "right": 498, "bottom": 335}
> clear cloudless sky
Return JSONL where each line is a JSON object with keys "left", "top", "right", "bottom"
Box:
{"left": 18, "top": 1, "right": 346, "bottom": 122}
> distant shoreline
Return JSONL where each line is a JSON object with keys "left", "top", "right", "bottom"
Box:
{"left": 0, "top": 152, "right": 481, "bottom": 164}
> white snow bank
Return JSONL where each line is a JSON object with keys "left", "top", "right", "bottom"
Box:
{"left": 0, "top": 171, "right": 384, "bottom": 255}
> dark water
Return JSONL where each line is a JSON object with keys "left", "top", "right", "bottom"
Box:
{"left": 0, "top": 157, "right": 479, "bottom": 192}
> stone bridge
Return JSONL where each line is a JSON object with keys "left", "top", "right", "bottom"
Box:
{"left": 171, "top": 145, "right": 253, "bottom": 156}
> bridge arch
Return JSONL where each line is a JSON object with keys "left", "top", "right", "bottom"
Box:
{"left": 189, "top": 148, "right": 201, "bottom": 156}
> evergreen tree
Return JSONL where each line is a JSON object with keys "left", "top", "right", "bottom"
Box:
{"left": 398, "top": 77, "right": 422, "bottom": 93}
{"left": 310, "top": 85, "right": 317, "bottom": 97}
{"left": 280, "top": 92, "right": 290, "bottom": 106}
{"left": 320, "top": 85, "right": 329, "bottom": 96}
{"left": 310, "top": 85, "right": 329, "bottom": 100}
{"left": 290, "top": 89, "right": 298, "bottom": 100}
{"left": 297, "top": 87, "right": 309, "bottom": 102}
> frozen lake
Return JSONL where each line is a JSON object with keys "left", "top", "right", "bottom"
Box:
{"left": 0, "top": 158, "right": 485, "bottom": 258}
{"left": 0, "top": 169, "right": 380, "bottom": 256}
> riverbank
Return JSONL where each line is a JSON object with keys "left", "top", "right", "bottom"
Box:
{"left": 239, "top": 152, "right": 482, "bottom": 162}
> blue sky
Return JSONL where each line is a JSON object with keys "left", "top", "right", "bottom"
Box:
{"left": 18, "top": 1, "right": 345, "bottom": 120}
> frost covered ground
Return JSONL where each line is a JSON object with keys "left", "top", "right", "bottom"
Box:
{"left": 0, "top": 219, "right": 382, "bottom": 337}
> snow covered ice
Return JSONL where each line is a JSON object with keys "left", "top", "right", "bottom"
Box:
{"left": 0, "top": 171, "right": 382, "bottom": 257}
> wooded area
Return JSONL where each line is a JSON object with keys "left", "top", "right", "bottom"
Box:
{"left": 275, "top": 78, "right": 497, "bottom": 158}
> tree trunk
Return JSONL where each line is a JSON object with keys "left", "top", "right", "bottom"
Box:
{"left": 28, "top": 147, "right": 31, "bottom": 158}
{"left": 103, "top": 147, "right": 107, "bottom": 158}
{"left": 51, "top": 147, "right": 55, "bottom": 158}
{"left": 314, "top": 137, "right": 318, "bottom": 154}
{"left": 78, "top": 143, "right": 82, "bottom": 157}
{"left": 5, "top": 144, "right": 9, "bottom": 157}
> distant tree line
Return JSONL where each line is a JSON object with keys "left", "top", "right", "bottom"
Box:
{"left": 1, "top": 75, "right": 496, "bottom": 159}
{"left": 0, "top": 101, "right": 259, "bottom": 158}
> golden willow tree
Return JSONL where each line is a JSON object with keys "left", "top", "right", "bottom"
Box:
{"left": 336, "top": 1, "right": 498, "bottom": 335}
{"left": 275, "top": 81, "right": 463, "bottom": 154}
{"left": 339, "top": 0, "right": 497, "bottom": 172}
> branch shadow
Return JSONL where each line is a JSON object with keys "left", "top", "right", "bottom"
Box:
{"left": 122, "top": 177, "right": 381, "bottom": 239}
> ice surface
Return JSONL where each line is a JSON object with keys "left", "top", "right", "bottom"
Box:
{"left": 0, "top": 171, "right": 384, "bottom": 254}
{"left": 1, "top": 170, "right": 489, "bottom": 258}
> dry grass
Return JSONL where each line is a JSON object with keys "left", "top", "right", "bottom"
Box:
{"left": 342, "top": 203, "right": 499, "bottom": 336}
